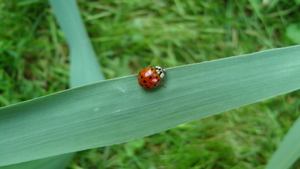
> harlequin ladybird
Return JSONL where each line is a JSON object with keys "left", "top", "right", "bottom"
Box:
{"left": 138, "top": 66, "right": 166, "bottom": 90}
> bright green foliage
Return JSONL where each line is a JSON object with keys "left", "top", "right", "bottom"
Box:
{"left": 1, "top": 0, "right": 300, "bottom": 169}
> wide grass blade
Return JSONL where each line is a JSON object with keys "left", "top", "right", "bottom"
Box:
{"left": 0, "top": 46, "right": 300, "bottom": 166}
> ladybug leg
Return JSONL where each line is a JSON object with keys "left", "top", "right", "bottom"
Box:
{"left": 160, "top": 79, "right": 166, "bottom": 87}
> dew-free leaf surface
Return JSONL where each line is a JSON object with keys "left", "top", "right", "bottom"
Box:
{"left": 1, "top": 45, "right": 300, "bottom": 166}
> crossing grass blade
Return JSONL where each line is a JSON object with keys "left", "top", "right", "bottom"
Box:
{"left": 49, "top": 0, "right": 105, "bottom": 88}
{"left": 0, "top": 45, "right": 300, "bottom": 166}
{"left": 0, "top": 154, "right": 73, "bottom": 169}
{"left": 265, "top": 116, "right": 300, "bottom": 169}
{"left": 0, "top": 0, "right": 106, "bottom": 168}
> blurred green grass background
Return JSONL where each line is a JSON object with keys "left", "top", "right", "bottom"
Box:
{"left": 1, "top": 0, "right": 300, "bottom": 168}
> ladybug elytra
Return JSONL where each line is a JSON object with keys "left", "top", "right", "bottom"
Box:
{"left": 138, "top": 66, "right": 166, "bottom": 90}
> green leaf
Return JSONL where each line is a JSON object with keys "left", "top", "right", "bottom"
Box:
{"left": 265, "top": 117, "right": 300, "bottom": 169}
{"left": 1, "top": 45, "right": 300, "bottom": 167}
{"left": 49, "top": 0, "right": 105, "bottom": 87}
{"left": 1, "top": 0, "right": 106, "bottom": 168}
{"left": 0, "top": 154, "right": 73, "bottom": 169}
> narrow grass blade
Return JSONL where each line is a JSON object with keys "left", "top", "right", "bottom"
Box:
{"left": 49, "top": 0, "right": 105, "bottom": 87}
{"left": 0, "top": 46, "right": 300, "bottom": 166}
{"left": 0, "top": 0, "right": 107, "bottom": 168}
{"left": 265, "top": 116, "right": 300, "bottom": 169}
{"left": 0, "top": 154, "right": 73, "bottom": 169}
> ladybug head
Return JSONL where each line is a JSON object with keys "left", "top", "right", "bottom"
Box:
{"left": 155, "top": 66, "right": 166, "bottom": 78}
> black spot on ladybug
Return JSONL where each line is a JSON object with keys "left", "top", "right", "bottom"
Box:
{"left": 149, "top": 76, "right": 152, "bottom": 79}
{"left": 157, "top": 79, "right": 160, "bottom": 82}
{"left": 155, "top": 76, "right": 158, "bottom": 78}
{"left": 143, "top": 80, "right": 146, "bottom": 83}
{"left": 141, "top": 75, "right": 143, "bottom": 78}
{"left": 154, "top": 84, "right": 157, "bottom": 87}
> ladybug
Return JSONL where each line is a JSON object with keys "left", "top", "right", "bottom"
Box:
{"left": 138, "top": 66, "right": 166, "bottom": 90}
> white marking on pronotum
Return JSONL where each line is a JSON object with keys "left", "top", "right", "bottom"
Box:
{"left": 155, "top": 66, "right": 166, "bottom": 78}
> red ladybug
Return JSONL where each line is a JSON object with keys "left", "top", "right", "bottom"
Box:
{"left": 138, "top": 66, "right": 166, "bottom": 90}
